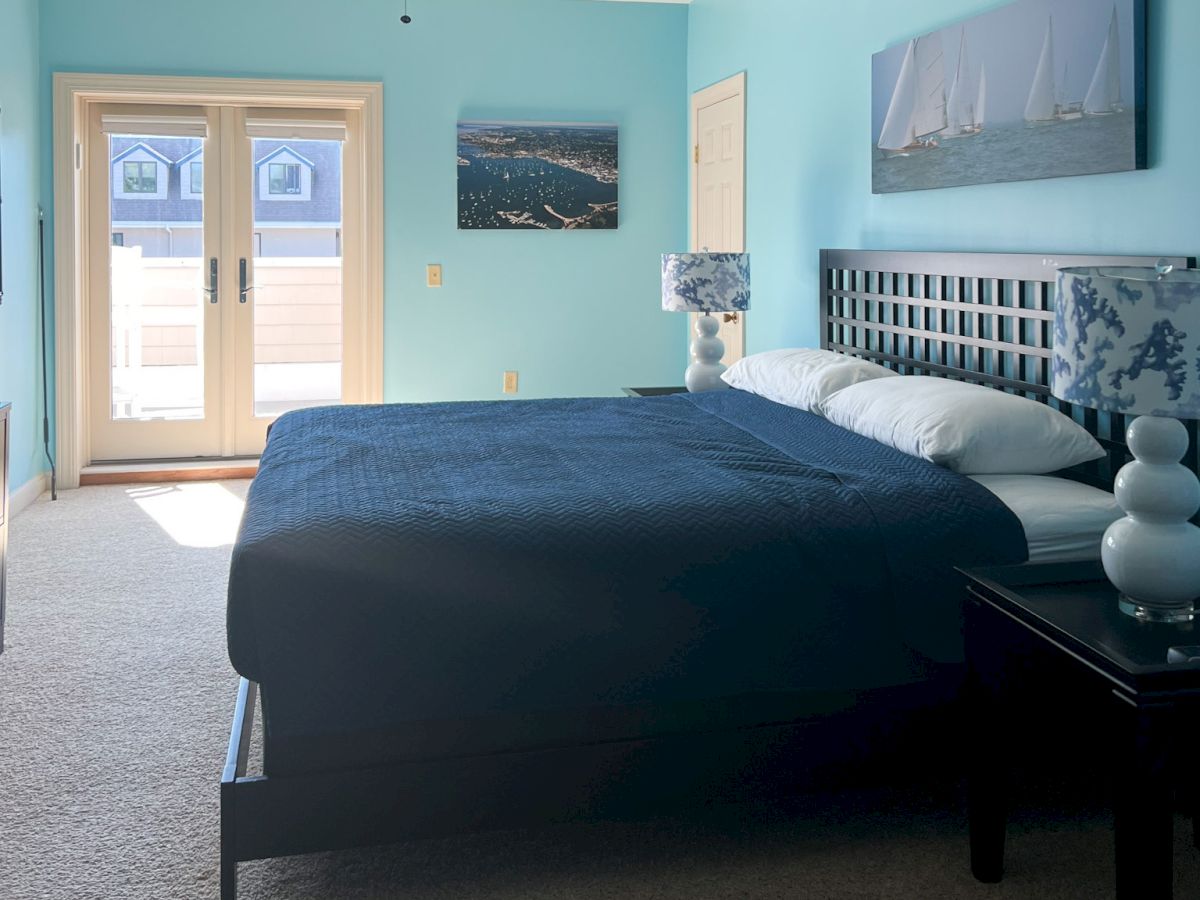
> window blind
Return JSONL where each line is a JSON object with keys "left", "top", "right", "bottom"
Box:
{"left": 99, "top": 111, "right": 209, "bottom": 138}
{"left": 244, "top": 108, "right": 348, "bottom": 142}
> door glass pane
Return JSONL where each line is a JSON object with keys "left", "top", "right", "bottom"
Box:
{"left": 109, "top": 134, "right": 204, "bottom": 420}
{"left": 252, "top": 138, "right": 343, "bottom": 417}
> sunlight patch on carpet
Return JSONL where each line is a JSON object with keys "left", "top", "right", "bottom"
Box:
{"left": 128, "top": 483, "right": 246, "bottom": 548}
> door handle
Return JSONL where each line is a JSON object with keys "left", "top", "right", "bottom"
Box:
{"left": 203, "top": 257, "right": 219, "bottom": 303}
{"left": 239, "top": 258, "right": 254, "bottom": 304}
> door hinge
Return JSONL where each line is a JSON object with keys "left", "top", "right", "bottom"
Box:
{"left": 694, "top": 144, "right": 700, "bottom": 164}
{"left": 75, "top": 143, "right": 82, "bottom": 170}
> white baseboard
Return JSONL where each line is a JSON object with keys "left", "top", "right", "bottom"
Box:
{"left": 11, "top": 472, "right": 51, "bottom": 517}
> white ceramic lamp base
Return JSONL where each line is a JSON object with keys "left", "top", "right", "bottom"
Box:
{"left": 1102, "top": 416, "right": 1200, "bottom": 622}
{"left": 685, "top": 314, "right": 730, "bottom": 393}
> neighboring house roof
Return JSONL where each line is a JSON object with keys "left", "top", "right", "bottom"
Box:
{"left": 254, "top": 145, "right": 316, "bottom": 169}
{"left": 110, "top": 136, "right": 341, "bottom": 226}
{"left": 111, "top": 141, "right": 173, "bottom": 166}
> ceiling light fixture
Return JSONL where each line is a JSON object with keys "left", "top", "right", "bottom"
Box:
{"left": 400, "top": 0, "right": 412, "bottom": 24}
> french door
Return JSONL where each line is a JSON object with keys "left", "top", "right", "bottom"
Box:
{"left": 87, "top": 102, "right": 365, "bottom": 461}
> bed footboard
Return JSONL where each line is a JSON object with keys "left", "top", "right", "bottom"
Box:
{"left": 217, "top": 671, "right": 965, "bottom": 899}
{"left": 220, "top": 679, "right": 256, "bottom": 900}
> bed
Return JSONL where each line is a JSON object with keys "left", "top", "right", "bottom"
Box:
{"left": 219, "top": 249, "right": 1197, "bottom": 898}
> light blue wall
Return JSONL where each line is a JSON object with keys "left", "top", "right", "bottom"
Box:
{"left": 39, "top": 0, "right": 690, "bottom": 404}
{"left": 688, "top": 0, "right": 1198, "bottom": 353}
{"left": 0, "top": 0, "right": 44, "bottom": 492}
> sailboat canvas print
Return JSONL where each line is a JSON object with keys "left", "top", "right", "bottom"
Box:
{"left": 871, "top": 0, "right": 1145, "bottom": 194}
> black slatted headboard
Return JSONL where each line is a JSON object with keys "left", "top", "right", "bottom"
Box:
{"left": 819, "top": 249, "right": 1199, "bottom": 491}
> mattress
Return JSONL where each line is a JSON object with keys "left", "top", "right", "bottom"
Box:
{"left": 970, "top": 475, "right": 1123, "bottom": 564}
{"left": 228, "top": 390, "right": 1027, "bottom": 773}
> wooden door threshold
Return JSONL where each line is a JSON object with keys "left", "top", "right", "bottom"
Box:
{"left": 80, "top": 458, "right": 259, "bottom": 486}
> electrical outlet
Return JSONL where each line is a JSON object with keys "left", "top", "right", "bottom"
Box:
{"left": 427, "top": 264, "right": 443, "bottom": 287}
{"left": 503, "top": 371, "right": 519, "bottom": 394}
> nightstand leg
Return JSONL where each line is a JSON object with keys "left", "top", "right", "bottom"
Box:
{"left": 1114, "top": 699, "right": 1174, "bottom": 900}
{"left": 966, "top": 598, "right": 1009, "bottom": 883}
{"left": 1185, "top": 704, "right": 1200, "bottom": 852}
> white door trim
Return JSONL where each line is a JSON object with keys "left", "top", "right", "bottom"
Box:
{"left": 53, "top": 72, "right": 384, "bottom": 488}
{"left": 689, "top": 72, "right": 747, "bottom": 361}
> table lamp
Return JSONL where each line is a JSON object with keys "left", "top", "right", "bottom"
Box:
{"left": 1053, "top": 261, "right": 1200, "bottom": 622}
{"left": 662, "top": 252, "right": 751, "bottom": 392}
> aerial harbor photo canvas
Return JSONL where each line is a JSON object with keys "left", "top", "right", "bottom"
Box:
{"left": 871, "top": 0, "right": 1145, "bottom": 194}
{"left": 457, "top": 121, "right": 618, "bottom": 230}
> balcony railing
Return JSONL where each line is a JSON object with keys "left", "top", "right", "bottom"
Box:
{"left": 110, "top": 248, "right": 342, "bottom": 419}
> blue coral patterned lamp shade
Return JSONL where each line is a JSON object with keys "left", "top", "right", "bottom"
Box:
{"left": 662, "top": 253, "right": 751, "bottom": 392}
{"left": 1053, "top": 263, "right": 1200, "bottom": 623}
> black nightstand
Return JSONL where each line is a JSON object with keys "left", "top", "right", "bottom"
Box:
{"left": 621, "top": 386, "right": 688, "bottom": 398}
{"left": 961, "top": 561, "right": 1200, "bottom": 899}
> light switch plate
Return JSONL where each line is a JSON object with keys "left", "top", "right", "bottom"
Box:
{"left": 503, "top": 371, "right": 519, "bottom": 394}
{"left": 427, "top": 264, "right": 443, "bottom": 287}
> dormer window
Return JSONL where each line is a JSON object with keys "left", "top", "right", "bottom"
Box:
{"left": 178, "top": 147, "right": 203, "bottom": 199}
{"left": 111, "top": 142, "right": 171, "bottom": 200}
{"left": 269, "top": 163, "right": 302, "bottom": 195}
{"left": 255, "top": 145, "right": 315, "bottom": 202}
{"left": 123, "top": 160, "right": 158, "bottom": 193}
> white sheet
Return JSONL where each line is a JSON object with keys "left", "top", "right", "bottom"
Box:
{"left": 970, "top": 474, "right": 1124, "bottom": 564}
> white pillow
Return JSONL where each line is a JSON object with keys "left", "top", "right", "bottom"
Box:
{"left": 969, "top": 475, "right": 1123, "bottom": 564}
{"left": 721, "top": 348, "right": 898, "bottom": 413}
{"left": 818, "top": 375, "right": 1105, "bottom": 475}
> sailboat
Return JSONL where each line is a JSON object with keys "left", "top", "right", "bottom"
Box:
{"left": 976, "top": 65, "right": 987, "bottom": 130}
{"left": 944, "top": 30, "right": 984, "bottom": 138}
{"left": 1025, "top": 17, "right": 1059, "bottom": 123}
{"left": 1057, "top": 61, "right": 1084, "bottom": 121}
{"left": 1084, "top": 5, "right": 1123, "bottom": 115}
{"left": 877, "top": 34, "right": 948, "bottom": 156}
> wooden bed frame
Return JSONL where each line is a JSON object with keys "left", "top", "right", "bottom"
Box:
{"left": 221, "top": 248, "right": 1198, "bottom": 899}
{"left": 820, "top": 249, "right": 1199, "bottom": 490}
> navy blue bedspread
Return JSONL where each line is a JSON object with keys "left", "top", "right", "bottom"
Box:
{"left": 228, "top": 391, "right": 1026, "bottom": 755}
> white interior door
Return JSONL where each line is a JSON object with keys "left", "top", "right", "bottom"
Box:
{"left": 691, "top": 73, "right": 747, "bottom": 365}
{"left": 86, "top": 102, "right": 364, "bottom": 462}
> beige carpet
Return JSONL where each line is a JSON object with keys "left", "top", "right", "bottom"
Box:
{"left": 1, "top": 482, "right": 1198, "bottom": 899}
